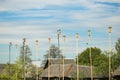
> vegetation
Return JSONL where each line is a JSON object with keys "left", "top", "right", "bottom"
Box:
{"left": 44, "top": 44, "right": 63, "bottom": 59}
{"left": 0, "top": 45, "right": 36, "bottom": 80}
{"left": 16, "top": 45, "right": 32, "bottom": 78}
{"left": 77, "top": 38, "right": 120, "bottom": 76}
{"left": 0, "top": 38, "right": 120, "bottom": 79}
{"left": 42, "top": 44, "right": 63, "bottom": 65}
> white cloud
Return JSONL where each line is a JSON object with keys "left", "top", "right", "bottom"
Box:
{"left": 0, "top": 0, "right": 77, "bottom": 11}
{"left": 0, "top": 0, "right": 119, "bottom": 63}
{"left": 96, "top": 0, "right": 120, "bottom": 3}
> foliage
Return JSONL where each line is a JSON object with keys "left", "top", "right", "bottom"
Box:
{"left": 44, "top": 44, "right": 63, "bottom": 59}
{"left": 1, "top": 45, "right": 33, "bottom": 79}
{"left": 78, "top": 47, "right": 109, "bottom": 75}
{"left": 115, "top": 38, "right": 120, "bottom": 54}
{"left": 94, "top": 51, "right": 109, "bottom": 75}
{"left": 111, "top": 38, "right": 120, "bottom": 70}
{"left": 16, "top": 45, "right": 32, "bottom": 78}
{"left": 1, "top": 63, "right": 20, "bottom": 80}
{"left": 78, "top": 47, "right": 101, "bottom": 66}
{"left": 42, "top": 44, "right": 63, "bottom": 65}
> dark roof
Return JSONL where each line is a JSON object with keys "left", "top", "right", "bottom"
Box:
{"left": 41, "top": 64, "right": 98, "bottom": 78}
{"left": 44, "top": 58, "right": 75, "bottom": 69}
{"left": 113, "top": 66, "right": 120, "bottom": 76}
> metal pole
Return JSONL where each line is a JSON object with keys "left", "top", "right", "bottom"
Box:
{"left": 62, "top": 35, "right": 66, "bottom": 80}
{"left": 9, "top": 42, "right": 12, "bottom": 76}
{"left": 48, "top": 38, "right": 51, "bottom": 80}
{"left": 23, "top": 38, "right": 26, "bottom": 80}
{"left": 108, "top": 27, "right": 112, "bottom": 80}
{"left": 57, "top": 29, "right": 61, "bottom": 80}
{"left": 16, "top": 44, "right": 18, "bottom": 80}
{"left": 88, "top": 30, "right": 93, "bottom": 80}
{"left": 36, "top": 40, "right": 39, "bottom": 80}
{"left": 76, "top": 33, "right": 79, "bottom": 80}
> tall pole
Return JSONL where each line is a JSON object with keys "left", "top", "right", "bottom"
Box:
{"left": 76, "top": 33, "right": 79, "bottom": 80}
{"left": 57, "top": 29, "right": 61, "bottom": 80}
{"left": 23, "top": 38, "right": 26, "bottom": 80}
{"left": 62, "top": 35, "right": 66, "bottom": 80}
{"left": 36, "top": 40, "right": 39, "bottom": 80}
{"left": 48, "top": 38, "right": 51, "bottom": 80}
{"left": 108, "top": 27, "right": 112, "bottom": 80}
{"left": 16, "top": 44, "right": 18, "bottom": 80}
{"left": 88, "top": 30, "right": 93, "bottom": 80}
{"left": 9, "top": 42, "right": 12, "bottom": 76}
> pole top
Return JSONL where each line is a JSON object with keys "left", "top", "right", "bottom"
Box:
{"left": 63, "top": 35, "right": 66, "bottom": 41}
{"left": 76, "top": 33, "right": 79, "bottom": 39}
{"left": 57, "top": 29, "right": 61, "bottom": 35}
{"left": 9, "top": 42, "right": 12, "bottom": 46}
{"left": 36, "top": 40, "right": 38, "bottom": 45}
{"left": 88, "top": 30, "right": 91, "bottom": 36}
{"left": 23, "top": 38, "right": 26, "bottom": 42}
{"left": 48, "top": 38, "right": 51, "bottom": 43}
{"left": 108, "top": 27, "right": 112, "bottom": 33}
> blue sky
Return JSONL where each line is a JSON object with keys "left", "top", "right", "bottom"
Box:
{"left": 0, "top": 0, "right": 120, "bottom": 65}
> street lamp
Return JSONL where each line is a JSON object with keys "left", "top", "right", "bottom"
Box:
{"left": 75, "top": 33, "right": 79, "bottom": 80}
{"left": 48, "top": 38, "right": 51, "bottom": 80}
{"left": 88, "top": 30, "right": 93, "bottom": 80}
{"left": 23, "top": 38, "right": 26, "bottom": 80}
{"left": 62, "top": 35, "right": 66, "bottom": 80}
{"left": 108, "top": 27, "right": 112, "bottom": 80}
{"left": 57, "top": 29, "right": 61, "bottom": 80}
{"left": 9, "top": 42, "right": 12, "bottom": 76}
{"left": 36, "top": 40, "right": 39, "bottom": 80}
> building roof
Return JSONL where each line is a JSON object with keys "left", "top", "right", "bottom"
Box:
{"left": 41, "top": 64, "right": 99, "bottom": 78}
{"left": 43, "top": 58, "right": 75, "bottom": 69}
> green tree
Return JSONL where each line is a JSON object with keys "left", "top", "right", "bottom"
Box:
{"left": 78, "top": 47, "right": 101, "bottom": 66}
{"left": 94, "top": 51, "right": 109, "bottom": 75}
{"left": 44, "top": 44, "right": 63, "bottom": 59}
{"left": 112, "top": 38, "right": 120, "bottom": 70}
{"left": 78, "top": 47, "right": 109, "bottom": 75}
{"left": 115, "top": 38, "right": 120, "bottom": 54}
{"left": 16, "top": 45, "right": 32, "bottom": 78}
{"left": 42, "top": 44, "right": 63, "bottom": 65}
{"left": 0, "top": 63, "right": 20, "bottom": 80}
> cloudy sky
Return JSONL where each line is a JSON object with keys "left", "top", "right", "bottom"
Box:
{"left": 0, "top": 0, "right": 120, "bottom": 64}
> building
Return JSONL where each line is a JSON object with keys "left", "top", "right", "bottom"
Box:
{"left": 112, "top": 66, "right": 120, "bottom": 80}
{"left": 41, "top": 59, "right": 108, "bottom": 80}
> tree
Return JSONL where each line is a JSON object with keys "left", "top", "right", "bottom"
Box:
{"left": 1, "top": 45, "right": 33, "bottom": 80}
{"left": 115, "top": 38, "right": 120, "bottom": 54}
{"left": 78, "top": 47, "right": 102, "bottom": 66}
{"left": 111, "top": 38, "right": 120, "bottom": 70}
{"left": 94, "top": 51, "right": 109, "bottom": 75}
{"left": 44, "top": 44, "right": 63, "bottom": 59}
{"left": 1, "top": 63, "right": 18, "bottom": 80}
{"left": 16, "top": 45, "right": 32, "bottom": 78}
{"left": 78, "top": 47, "right": 109, "bottom": 75}
{"left": 42, "top": 44, "right": 63, "bottom": 65}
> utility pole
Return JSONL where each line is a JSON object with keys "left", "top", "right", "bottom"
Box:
{"left": 9, "top": 42, "right": 12, "bottom": 76}
{"left": 23, "top": 38, "right": 26, "bottom": 80}
{"left": 108, "top": 27, "right": 112, "bottom": 80}
{"left": 76, "top": 33, "right": 79, "bottom": 80}
{"left": 57, "top": 29, "right": 61, "bottom": 80}
{"left": 88, "top": 30, "right": 93, "bottom": 80}
{"left": 48, "top": 38, "right": 51, "bottom": 80}
{"left": 62, "top": 35, "right": 66, "bottom": 80}
{"left": 36, "top": 40, "right": 39, "bottom": 80}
